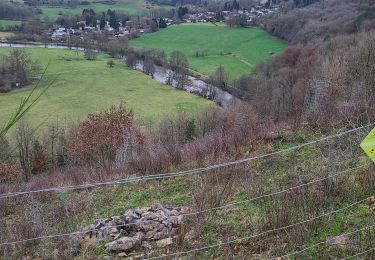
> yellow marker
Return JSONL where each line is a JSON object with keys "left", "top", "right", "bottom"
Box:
{"left": 360, "top": 127, "right": 375, "bottom": 163}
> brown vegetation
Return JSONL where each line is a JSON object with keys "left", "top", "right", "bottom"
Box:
{"left": 234, "top": 31, "right": 375, "bottom": 127}
{"left": 262, "top": 0, "right": 375, "bottom": 44}
{"left": 64, "top": 104, "right": 144, "bottom": 171}
{"left": 1, "top": 1, "right": 375, "bottom": 258}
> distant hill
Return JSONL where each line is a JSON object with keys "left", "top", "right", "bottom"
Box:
{"left": 261, "top": 0, "right": 375, "bottom": 44}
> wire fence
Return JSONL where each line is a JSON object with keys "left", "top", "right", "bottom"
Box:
{"left": 144, "top": 196, "right": 373, "bottom": 260}
{"left": 0, "top": 123, "right": 374, "bottom": 259}
{"left": 0, "top": 165, "right": 371, "bottom": 248}
{"left": 277, "top": 224, "right": 375, "bottom": 259}
{"left": 1, "top": 123, "right": 373, "bottom": 199}
{"left": 340, "top": 247, "right": 375, "bottom": 260}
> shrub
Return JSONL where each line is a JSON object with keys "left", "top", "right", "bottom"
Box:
{"left": 107, "top": 59, "right": 115, "bottom": 68}
{"left": 84, "top": 49, "right": 97, "bottom": 60}
{"left": 64, "top": 104, "right": 145, "bottom": 171}
{"left": 0, "top": 48, "right": 40, "bottom": 88}
{"left": 125, "top": 53, "right": 137, "bottom": 69}
{"left": 0, "top": 162, "right": 22, "bottom": 183}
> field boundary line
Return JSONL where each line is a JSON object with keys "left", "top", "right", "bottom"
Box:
{"left": 0, "top": 123, "right": 373, "bottom": 199}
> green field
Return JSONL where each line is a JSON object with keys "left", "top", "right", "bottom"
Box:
{"left": 0, "top": 48, "right": 213, "bottom": 127}
{"left": 131, "top": 23, "right": 287, "bottom": 79}
{"left": 39, "top": 0, "right": 170, "bottom": 20}
{"left": 0, "top": 20, "right": 22, "bottom": 27}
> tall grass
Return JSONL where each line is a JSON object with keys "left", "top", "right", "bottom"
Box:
{"left": 0, "top": 67, "right": 54, "bottom": 138}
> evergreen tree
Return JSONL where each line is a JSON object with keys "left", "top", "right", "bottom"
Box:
{"left": 82, "top": 8, "right": 96, "bottom": 26}
{"left": 151, "top": 19, "right": 159, "bottom": 32}
{"left": 215, "top": 12, "right": 224, "bottom": 22}
{"left": 82, "top": 8, "right": 95, "bottom": 17}
{"left": 109, "top": 11, "right": 119, "bottom": 30}
{"left": 177, "top": 6, "right": 188, "bottom": 19}
{"left": 85, "top": 15, "right": 91, "bottom": 26}
{"left": 159, "top": 17, "right": 167, "bottom": 28}
{"left": 224, "top": 2, "right": 229, "bottom": 11}
{"left": 232, "top": 0, "right": 240, "bottom": 11}
{"left": 100, "top": 14, "right": 106, "bottom": 30}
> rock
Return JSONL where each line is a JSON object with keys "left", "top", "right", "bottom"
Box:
{"left": 113, "top": 232, "right": 122, "bottom": 240}
{"left": 156, "top": 238, "right": 173, "bottom": 248}
{"left": 111, "top": 216, "right": 121, "bottom": 222}
{"left": 156, "top": 223, "right": 166, "bottom": 232}
{"left": 134, "top": 209, "right": 144, "bottom": 216}
{"left": 159, "top": 207, "right": 172, "bottom": 217}
{"left": 137, "top": 221, "right": 159, "bottom": 232}
{"left": 76, "top": 204, "right": 190, "bottom": 256}
{"left": 105, "top": 232, "right": 143, "bottom": 252}
{"left": 82, "top": 224, "right": 95, "bottom": 234}
{"left": 169, "top": 216, "right": 182, "bottom": 226}
{"left": 126, "top": 221, "right": 144, "bottom": 232}
{"left": 145, "top": 229, "right": 158, "bottom": 240}
{"left": 327, "top": 235, "right": 352, "bottom": 246}
{"left": 95, "top": 220, "right": 107, "bottom": 229}
{"left": 141, "top": 241, "right": 152, "bottom": 250}
{"left": 156, "top": 210, "right": 168, "bottom": 220}
{"left": 151, "top": 203, "right": 163, "bottom": 211}
{"left": 70, "top": 234, "right": 81, "bottom": 256}
{"left": 122, "top": 210, "right": 140, "bottom": 222}
{"left": 152, "top": 230, "right": 169, "bottom": 240}
{"left": 170, "top": 209, "right": 179, "bottom": 216}
{"left": 141, "top": 212, "right": 159, "bottom": 221}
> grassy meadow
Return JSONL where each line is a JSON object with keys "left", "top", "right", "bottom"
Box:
{"left": 0, "top": 47, "right": 213, "bottom": 128}
{"left": 0, "top": 19, "right": 21, "bottom": 27}
{"left": 39, "top": 0, "right": 170, "bottom": 20}
{"left": 131, "top": 23, "right": 287, "bottom": 80}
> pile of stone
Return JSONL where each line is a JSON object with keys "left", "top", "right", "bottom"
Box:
{"left": 72, "top": 204, "right": 191, "bottom": 256}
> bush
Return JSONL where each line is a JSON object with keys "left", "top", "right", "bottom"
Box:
{"left": 0, "top": 162, "right": 22, "bottom": 183}
{"left": 64, "top": 104, "right": 145, "bottom": 171}
{"left": 107, "top": 59, "right": 115, "bottom": 68}
{"left": 0, "top": 48, "right": 40, "bottom": 88}
{"left": 84, "top": 49, "right": 97, "bottom": 60}
{"left": 125, "top": 52, "right": 137, "bottom": 69}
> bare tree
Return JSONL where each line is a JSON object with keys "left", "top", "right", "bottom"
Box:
{"left": 107, "top": 39, "right": 128, "bottom": 58}
{"left": 5, "top": 48, "right": 40, "bottom": 86}
{"left": 125, "top": 53, "right": 137, "bottom": 69}
{"left": 14, "top": 119, "right": 35, "bottom": 181}
{"left": 210, "top": 65, "right": 230, "bottom": 90}
{"left": 168, "top": 51, "right": 189, "bottom": 89}
{"left": 347, "top": 32, "right": 375, "bottom": 121}
{"left": 143, "top": 58, "right": 155, "bottom": 78}
{"left": 83, "top": 38, "right": 97, "bottom": 60}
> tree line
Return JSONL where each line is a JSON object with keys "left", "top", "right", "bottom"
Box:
{"left": 0, "top": 2, "right": 37, "bottom": 20}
